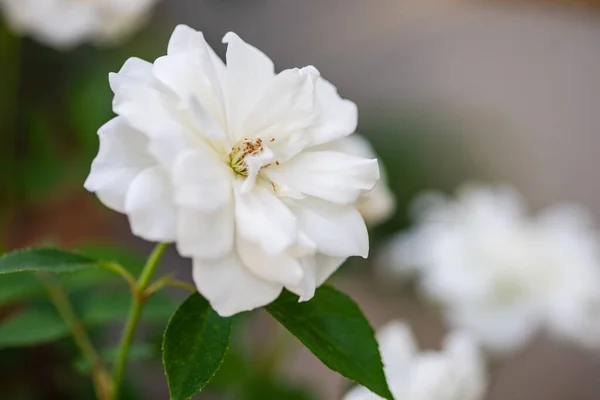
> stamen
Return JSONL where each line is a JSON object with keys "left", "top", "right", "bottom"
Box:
{"left": 229, "top": 137, "right": 277, "bottom": 183}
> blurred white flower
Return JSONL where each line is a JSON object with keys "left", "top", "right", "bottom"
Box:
{"left": 318, "top": 134, "right": 395, "bottom": 226}
{"left": 85, "top": 25, "right": 380, "bottom": 316}
{"left": 0, "top": 0, "right": 159, "bottom": 49}
{"left": 379, "top": 184, "right": 600, "bottom": 354}
{"left": 343, "top": 321, "right": 487, "bottom": 400}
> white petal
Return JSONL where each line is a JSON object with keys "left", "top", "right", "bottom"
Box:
{"left": 84, "top": 117, "right": 155, "bottom": 213}
{"left": 237, "top": 236, "right": 304, "bottom": 287}
{"left": 342, "top": 386, "right": 381, "bottom": 400}
{"left": 153, "top": 48, "right": 225, "bottom": 124}
{"left": 234, "top": 182, "right": 297, "bottom": 254}
{"left": 146, "top": 127, "right": 196, "bottom": 170}
{"left": 308, "top": 77, "right": 358, "bottom": 147}
{"left": 288, "top": 232, "right": 318, "bottom": 259}
{"left": 193, "top": 252, "right": 282, "bottom": 317}
{"left": 241, "top": 145, "right": 275, "bottom": 193}
{"left": 167, "top": 24, "right": 204, "bottom": 54}
{"left": 443, "top": 332, "right": 487, "bottom": 400}
{"left": 110, "top": 60, "right": 186, "bottom": 138}
{"left": 406, "top": 355, "right": 453, "bottom": 399}
{"left": 319, "top": 135, "right": 395, "bottom": 226}
{"left": 266, "top": 151, "right": 379, "bottom": 205}
{"left": 446, "top": 304, "right": 542, "bottom": 354}
{"left": 168, "top": 25, "right": 226, "bottom": 90}
{"left": 176, "top": 206, "right": 234, "bottom": 260}
{"left": 313, "top": 254, "right": 346, "bottom": 286}
{"left": 112, "top": 57, "right": 156, "bottom": 85}
{"left": 376, "top": 321, "right": 418, "bottom": 373}
{"left": 172, "top": 148, "right": 233, "bottom": 212}
{"left": 286, "top": 256, "right": 317, "bottom": 302}
{"left": 243, "top": 66, "right": 319, "bottom": 139}
{"left": 294, "top": 198, "right": 369, "bottom": 258}
{"left": 188, "top": 98, "right": 228, "bottom": 144}
{"left": 356, "top": 183, "right": 396, "bottom": 228}
{"left": 286, "top": 254, "right": 346, "bottom": 301}
{"left": 124, "top": 166, "right": 177, "bottom": 241}
{"left": 168, "top": 25, "right": 225, "bottom": 71}
{"left": 222, "top": 32, "right": 274, "bottom": 139}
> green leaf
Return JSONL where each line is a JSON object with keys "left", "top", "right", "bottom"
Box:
{"left": 76, "top": 243, "right": 145, "bottom": 275}
{"left": 0, "top": 309, "right": 69, "bottom": 350}
{"left": 266, "top": 286, "right": 393, "bottom": 400}
{"left": 163, "top": 293, "right": 232, "bottom": 400}
{"left": 0, "top": 248, "right": 99, "bottom": 275}
{"left": 0, "top": 245, "right": 143, "bottom": 307}
{"left": 80, "top": 291, "right": 177, "bottom": 325}
{"left": 62, "top": 243, "right": 144, "bottom": 290}
{"left": 75, "top": 342, "right": 158, "bottom": 374}
{"left": 0, "top": 274, "right": 45, "bottom": 306}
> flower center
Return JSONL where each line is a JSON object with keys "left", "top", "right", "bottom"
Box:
{"left": 229, "top": 137, "right": 272, "bottom": 177}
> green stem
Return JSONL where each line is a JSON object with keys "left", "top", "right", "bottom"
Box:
{"left": 146, "top": 276, "right": 197, "bottom": 295}
{"left": 110, "top": 243, "right": 168, "bottom": 400}
{"left": 44, "top": 279, "right": 110, "bottom": 400}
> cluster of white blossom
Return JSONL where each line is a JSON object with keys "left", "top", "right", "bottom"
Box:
{"left": 344, "top": 320, "right": 487, "bottom": 400}
{"left": 379, "top": 184, "right": 600, "bottom": 354}
{"left": 85, "top": 25, "right": 394, "bottom": 317}
{"left": 0, "top": 0, "right": 160, "bottom": 49}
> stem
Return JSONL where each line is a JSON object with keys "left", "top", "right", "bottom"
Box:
{"left": 146, "top": 276, "right": 197, "bottom": 295}
{"left": 100, "top": 261, "right": 137, "bottom": 291}
{"left": 163, "top": 278, "right": 197, "bottom": 293}
{"left": 110, "top": 243, "right": 168, "bottom": 400}
{"left": 44, "top": 279, "right": 110, "bottom": 400}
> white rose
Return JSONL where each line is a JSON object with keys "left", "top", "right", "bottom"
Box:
{"left": 381, "top": 184, "right": 600, "bottom": 354}
{"left": 0, "top": 0, "right": 159, "bottom": 49}
{"left": 318, "top": 134, "right": 395, "bottom": 227}
{"left": 85, "top": 25, "right": 380, "bottom": 316}
{"left": 343, "top": 321, "right": 487, "bottom": 400}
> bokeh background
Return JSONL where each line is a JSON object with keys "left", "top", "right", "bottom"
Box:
{"left": 2, "top": 0, "right": 600, "bottom": 399}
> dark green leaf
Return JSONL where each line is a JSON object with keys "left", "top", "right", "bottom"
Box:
{"left": 0, "top": 248, "right": 99, "bottom": 275}
{"left": 0, "top": 309, "right": 69, "bottom": 349}
{"left": 163, "top": 293, "right": 232, "bottom": 400}
{"left": 266, "top": 286, "right": 393, "bottom": 400}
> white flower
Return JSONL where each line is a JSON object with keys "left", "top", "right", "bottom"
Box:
{"left": 343, "top": 321, "right": 487, "bottom": 400}
{"left": 84, "top": 25, "right": 380, "bottom": 316}
{"left": 0, "top": 0, "right": 159, "bottom": 49}
{"left": 380, "top": 184, "right": 600, "bottom": 354}
{"left": 318, "top": 134, "right": 395, "bottom": 227}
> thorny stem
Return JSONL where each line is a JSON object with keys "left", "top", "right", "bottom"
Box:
{"left": 43, "top": 278, "right": 111, "bottom": 400}
{"left": 110, "top": 243, "right": 168, "bottom": 400}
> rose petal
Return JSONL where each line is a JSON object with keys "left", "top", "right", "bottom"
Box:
{"left": 193, "top": 252, "right": 282, "bottom": 317}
